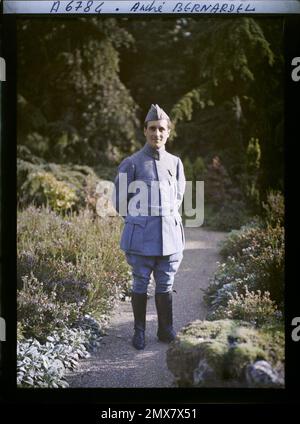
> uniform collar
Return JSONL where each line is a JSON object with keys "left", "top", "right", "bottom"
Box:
{"left": 142, "top": 142, "right": 166, "bottom": 160}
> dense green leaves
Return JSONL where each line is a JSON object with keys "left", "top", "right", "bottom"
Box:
{"left": 18, "top": 18, "right": 139, "bottom": 165}
{"left": 205, "top": 192, "right": 285, "bottom": 318}
{"left": 18, "top": 16, "right": 284, "bottom": 206}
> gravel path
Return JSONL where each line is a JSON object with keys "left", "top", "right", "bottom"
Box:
{"left": 66, "top": 227, "right": 227, "bottom": 388}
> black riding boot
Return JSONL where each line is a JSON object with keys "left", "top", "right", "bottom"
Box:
{"left": 155, "top": 292, "right": 176, "bottom": 343}
{"left": 131, "top": 292, "right": 147, "bottom": 350}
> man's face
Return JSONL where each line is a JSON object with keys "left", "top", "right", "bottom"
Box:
{"left": 144, "top": 119, "right": 170, "bottom": 149}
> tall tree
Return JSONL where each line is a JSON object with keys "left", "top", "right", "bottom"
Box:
{"left": 18, "top": 18, "right": 139, "bottom": 165}
{"left": 168, "top": 17, "right": 284, "bottom": 196}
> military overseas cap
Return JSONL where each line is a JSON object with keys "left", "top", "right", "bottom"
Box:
{"left": 145, "top": 104, "right": 170, "bottom": 122}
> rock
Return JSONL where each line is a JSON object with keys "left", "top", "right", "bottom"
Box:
{"left": 193, "top": 359, "right": 218, "bottom": 385}
{"left": 166, "top": 319, "right": 284, "bottom": 387}
{"left": 245, "top": 360, "right": 284, "bottom": 387}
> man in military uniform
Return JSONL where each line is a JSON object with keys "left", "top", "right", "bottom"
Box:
{"left": 113, "top": 104, "right": 185, "bottom": 350}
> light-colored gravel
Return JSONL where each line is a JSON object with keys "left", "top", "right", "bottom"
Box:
{"left": 66, "top": 227, "right": 227, "bottom": 388}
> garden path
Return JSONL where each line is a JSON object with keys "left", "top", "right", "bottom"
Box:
{"left": 66, "top": 227, "right": 227, "bottom": 388}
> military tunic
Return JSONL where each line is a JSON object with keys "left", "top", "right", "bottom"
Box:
{"left": 113, "top": 142, "right": 186, "bottom": 293}
{"left": 114, "top": 143, "right": 185, "bottom": 255}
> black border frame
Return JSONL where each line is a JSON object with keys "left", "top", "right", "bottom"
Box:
{"left": 1, "top": 7, "right": 300, "bottom": 411}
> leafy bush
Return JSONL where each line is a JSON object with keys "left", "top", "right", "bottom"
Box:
{"left": 204, "top": 200, "right": 251, "bottom": 231}
{"left": 17, "top": 325, "right": 102, "bottom": 388}
{"left": 208, "top": 286, "right": 281, "bottom": 327}
{"left": 204, "top": 156, "right": 243, "bottom": 206}
{"left": 17, "top": 322, "right": 25, "bottom": 341}
{"left": 205, "top": 191, "right": 284, "bottom": 320}
{"left": 18, "top": 274, "right": 82, "bottom": 342}
{"left": 262, "top": 190, "right": 284, "bottom": 227}
{"left": 21, "top": 171, "right": 78, "bottom": 212}
{"left": 17, "top": 206, "right": 131, "bottom": 332}
{"left": 218, "top": 218, "right": 264, "bottom": 258}
{"left": 219, "top": 219, "right": 284, "bottom": 266}
{"left": 183, "top": 157, "right": 194, "bottom": 182}
{"left": 220, "top": 192, "right": 284, "bottom": 258}
{"left": 193, "top": 156, "right": 206, "bottom": 181}
{"left": 18, "top": 18, "right": 140, "bottom": 165}
{"left": 243, "top": 137, "right": 261, "bottom": 212}
{"left": 182, "top": 156, "right": 206, "bottom": 183}
{"left": 17, "top": 144, "right": 47, "bottom": 165}
{"left": 46, "top": 277, "right": 90, "bottom": 305}
{"left": 18, "top": 338, "right": 67, "bottom": 388}
{"left": 205, "top": 224, "right": 284, "bottom": 312}
{"left": 200, "top": 154, "right": 253, "bottom": 231}
{"left": 17, "top": 154, "right": 112, "bottom": 214}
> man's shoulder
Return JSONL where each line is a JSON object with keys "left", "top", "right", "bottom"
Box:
{"left": 118, "top": 148, "right": 145, "bottom": 170}
{"left": 125, "top": 146, "right": 146, "bottom": 159}
{"left": 165, "top": 150, "right": 181, "bottom": 164}
{"left": 118, "top": 155, "right": 135, "bottom": 171}
{"left": 125, "top": 148, "right": 150, "bottom": 165}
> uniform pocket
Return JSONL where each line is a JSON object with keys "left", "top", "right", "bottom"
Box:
{"left": 131, "top": 224, "right": 144, "bottom": 251}
{"left": 124, "top": 215, "right": 147, "bottom": 251}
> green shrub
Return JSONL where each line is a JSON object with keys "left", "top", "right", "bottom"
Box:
{"left": 204, "top": 200, "right": 251, "bottom": 231}
{"left": 17, "top": 155, "right": 110, "bottom": 214}
{"left": 17, "top": 322, "right": 25, "bottom": 342}
{"left": 17, "top": 326, "right": 101, "bottom": 388}
{"left": 206, "top": 225, "right": 284, "bottom": 313}
{"left": 219, "top": 218, "right": 264, "bottom": 258}
{"left": 18, "top": 338, "right": 67, "bottom": 388}
{"left": 21, "top": 171, "right": 78, "bottom": 212}
{"left": 46, "top": 276, "right": 90, "bottom": 305}
{"left": 244, "top": 137, "right": 261, "bottom": 211}
{"left": 209, "top": 286, "right": 281, "bottom": 327}
{"left": 17, "top": 144, "right": 47, "bottom": 165}
{"left": 222, "top": 224, "right": 283, "bottom": 304}
{"left": 204, "top": 260, "right": 250, "bottom": 312}
{"left": 262, "top": 191, "right": 284, "bottom": 227}
{"left": 18, "top": 274, "right": 82, "bottom": 342}
{"left": 17, "top": 206, "right": 131, "bottom": 333}
{"left": 183, "top": 157, "right": 194, "bottom": 182}
{"left": 205, "top": 198, "right": 285, "bottom": 319}
{"left": 201, "top": 154, "right": 253, "bottom": 231}
{"left": 193, "top": 156, "right": 206, "bottom": 181}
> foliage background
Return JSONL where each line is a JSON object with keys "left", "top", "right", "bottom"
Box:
{"left": 17, "top": 16, "right": 284, "bottom": 219}
{"left": 16, "top": 16, "right": 285, "bottom": 388}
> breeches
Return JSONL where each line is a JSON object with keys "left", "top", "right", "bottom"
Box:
{"left": 125, "top": 252, "right": 183, "bottom": 294}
